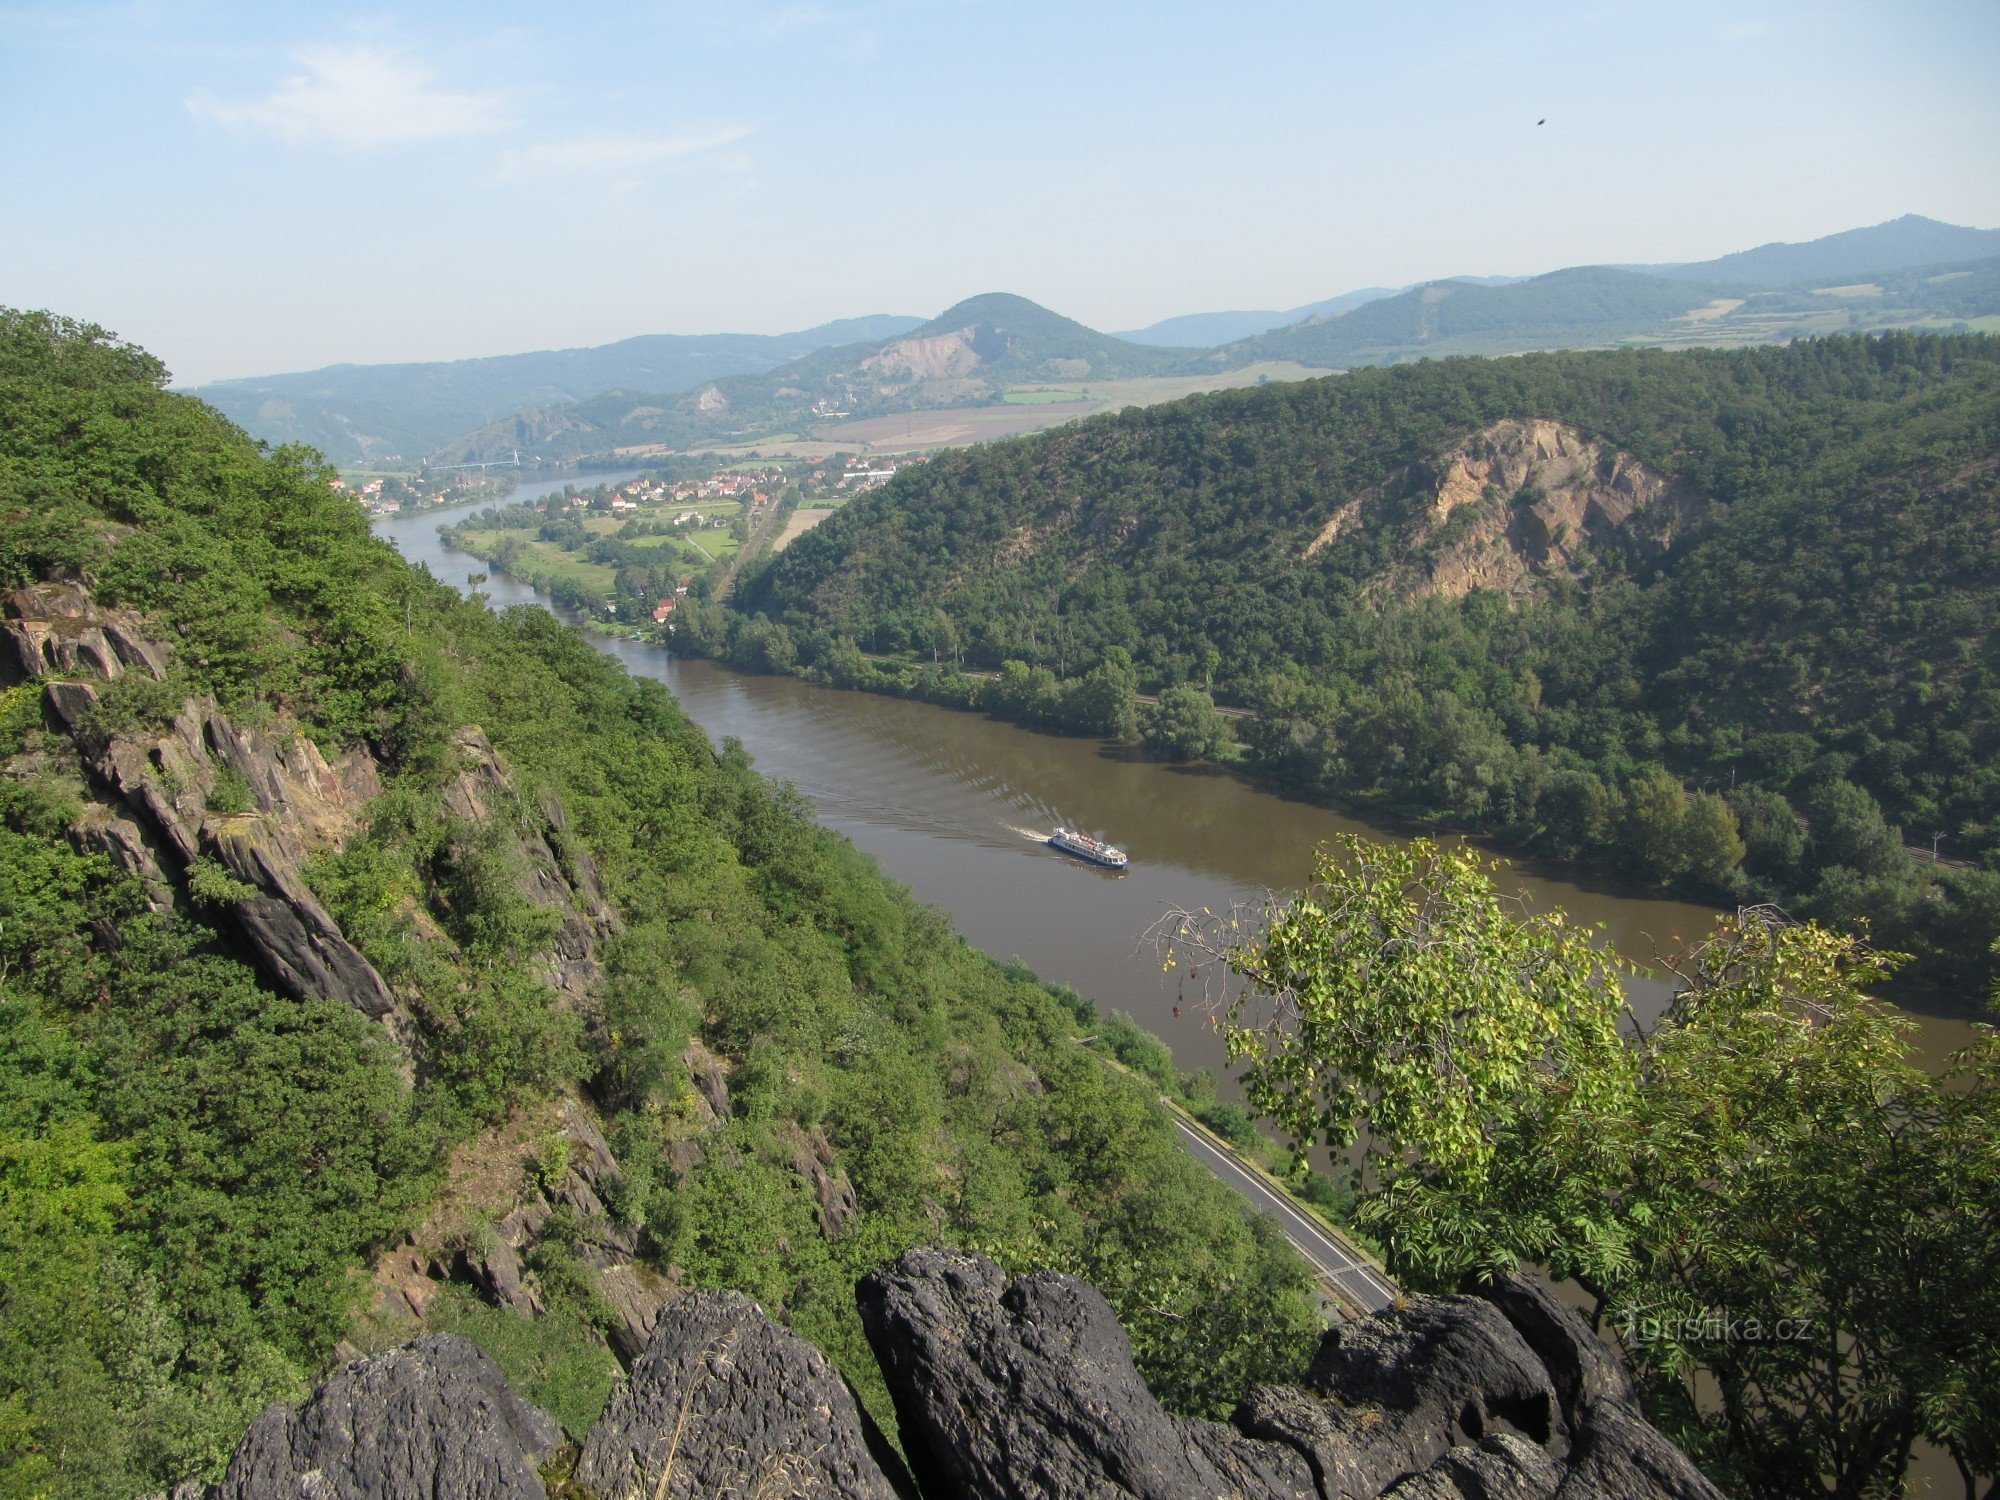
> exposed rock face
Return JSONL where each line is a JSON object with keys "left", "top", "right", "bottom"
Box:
{"left": 7, "top": 582, "right": 614, "bottom": 1031}
{"left": 858, "top": 1247, "right": 1317, "bottom": 1498}
{"left": 861, "top": 325, "right": 996, "bottom": 382}
{"left": 576, "top": 1289, "right": 911, "bottom": 1499}
{"left": 2, "top": 582, "right": 168, "bottom": 684}
{"left": 208, "top": 1334, "right": 562, "bottom": 1500}
{"left": 203, "top": 1252, "right": 1718, "bottom": 1500}
{"left": 858, "top": 1248, "right": 1720, "bottom": 1500}
{"left": 5, "top": 584, "right": 399, "bottom": 1018}
{"left": 781, "top": 1120, "right": 860, "bottom": 1236}
{"left": 1304, "top": 420, "right": 1705, "bottom": 604}
{"left": 440, "top": 724, "right": 617, "bottom": 1002}
{"left": 375, "top": 1099, "right": 672, "bottom": 1367}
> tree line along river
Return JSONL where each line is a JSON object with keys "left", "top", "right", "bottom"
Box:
{"left": 375, "top": 489, "right": 1983, "bottom": 1085}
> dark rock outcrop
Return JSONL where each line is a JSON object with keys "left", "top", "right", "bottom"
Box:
{"left": 857, "top": 1249, "right": 1720, "bottom": 1500}
{"left": 857, "top": 1246, "right": 1318, "bottom": 1499}
{"left": 207, "top": 1334, "right": 561, "bottom": 1500}
{"left": 575, "top": 1289, "right": 911, "bottom": 1500}
{"left": 198, "top": 1252, "right": 1719, "bottom": 1500}
{"left": 8, "top": 582, "right": 615, "bottom": 1033}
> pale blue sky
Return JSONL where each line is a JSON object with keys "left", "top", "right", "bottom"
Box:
{"left": 4, "top": 1, "right": 1997, "bottom": 384}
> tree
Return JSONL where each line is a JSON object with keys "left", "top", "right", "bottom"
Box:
{"left": 1067, "top": 647, "right": 1140, "bottom": 740}
{"left": 1143, "top": 684, "right": 1231, "bottom": 762}
{"left": 1621, "top": 767, "right": 1689, "bottom": 882}
{"left": 1537, "top": 768, "right": 1613, "bottom": 859}
{"left": 1803, "top": 779, "right": 1906, "bottom": 879}
{"left": 1677, "top": 790, "right": 1745, "bottom": 889}
{"left": 1157, "top": 838, "right": 2000, "bottom": 1499}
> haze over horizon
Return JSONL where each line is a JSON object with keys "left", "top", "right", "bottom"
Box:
{"left": 5, "top": 0, "right": 1999, "bottom": 385}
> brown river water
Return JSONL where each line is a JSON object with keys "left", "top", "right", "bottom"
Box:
{"left": 376, "top": 494, "right": 1986, "bottom": 1085}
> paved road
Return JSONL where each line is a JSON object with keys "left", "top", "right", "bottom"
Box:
{"left": 1172, "top": 1119, "right": 1398, "bottom": 1313}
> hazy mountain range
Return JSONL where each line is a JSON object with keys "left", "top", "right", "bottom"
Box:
{"left": 189, "top": 215, "right": 2000, "bottom": 468}
{"left": 189, "top": 314, "right": 922, "bottom": 469}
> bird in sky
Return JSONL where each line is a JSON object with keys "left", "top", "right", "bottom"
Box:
{"left": 1537, "top": 117, "right": 1547, "bottom": 125}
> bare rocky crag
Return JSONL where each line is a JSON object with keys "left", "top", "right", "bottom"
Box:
{"left": 166, "top": 1248, "right": 1717, "bottom": 1500}
{"left": 2, "top": 583, "right": 618, "bottom": 1025}
{"left": 1304, "top": 419, "right": 1705, "bottom": 603}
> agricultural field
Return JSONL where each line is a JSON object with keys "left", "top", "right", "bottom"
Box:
{"left": 792, "top": 361, "right": 1344, "bottom": 456}
{"left": 1004, "top": 359, "right": 1336, "bottom": 409}
{"left": 773, "top": 506, "right": 836, "bottom": 551}
{"left": 454, "top": 529, "right": 621, "bottom": 595}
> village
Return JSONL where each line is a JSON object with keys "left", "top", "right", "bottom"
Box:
{"left": 330, "top": 467, "right": 509, "bottom": 518}
{"left": 420, "top": 449, "right": 929, "bottom": 634}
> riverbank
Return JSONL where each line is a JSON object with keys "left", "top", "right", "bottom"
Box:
{"left": 660, "top": 614, "right": 2000, "bottom": 1027}
{"left": 373, "top": 511, "right": 1984, "bottom": 1078}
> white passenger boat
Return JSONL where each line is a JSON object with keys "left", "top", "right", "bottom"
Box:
{"left": 1047, "top": 827, "right": 1128, "bottom": 869}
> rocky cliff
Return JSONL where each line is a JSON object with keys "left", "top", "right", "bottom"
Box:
{"left": 2, "top": 580, "right": 679, "bottom": 1357}
{"left": 158, "top": 1248, "right": 1715, "bottom": 1500}
{"left": 1305, "top": 419, "right": 1705, "bottom": 603}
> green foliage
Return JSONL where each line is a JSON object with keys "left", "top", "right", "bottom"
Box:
{"left": 183, "top": 856, "right": 259, "bottom": 908}
{"left": 1183, "top": 842, "right": 2000, "bottom": 1498}
{"left": 422, "top": 1287, "right": 619, "bottom": 1441}
{"left": 207, "top": 766, "right": 254, "bottom": 816}
{"left": 739, "top": 333, "right": 2000, "bottom": 994}
{"left": 1191, "top": 837, "right": 1632, "bottom": 1190}
{"left": 1143, "top": 684, "right": 1233, "bottom": 761}
{"left": 0, "top": 307, "right": 1324, "bottom": 1492}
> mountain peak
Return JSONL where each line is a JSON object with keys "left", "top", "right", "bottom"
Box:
{"left": 918, "top": 293, "right": 1079, "bottom": 334}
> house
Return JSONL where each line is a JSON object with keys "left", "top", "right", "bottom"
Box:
{"left": 651, "top": 598, "right": 679, "bottom": 623}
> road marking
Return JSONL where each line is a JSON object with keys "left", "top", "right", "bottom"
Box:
{"left": 1171, "top": 1120, "right": 1397, "bottom": 1313}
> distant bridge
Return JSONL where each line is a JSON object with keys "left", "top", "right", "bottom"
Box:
{"left": 427, "top": 451, "right": 523, "bottom": 473}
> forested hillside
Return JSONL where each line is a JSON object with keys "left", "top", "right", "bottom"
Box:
{"left": 731, "top": 334, "right": 2000, "bottom": 997}
{"left": 1218, "top": 259, "right": 2000, "bottom": 369}
{"left": 0, "top": 311, "right": 1317, "bottom": 1497}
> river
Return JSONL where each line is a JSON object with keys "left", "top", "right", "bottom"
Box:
{"left": 374, "top": 502, "right": 1984, "bottom": 1079}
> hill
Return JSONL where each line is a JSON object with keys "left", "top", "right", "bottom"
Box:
{"left": 1218, "top": 254, "right": 2000, "bottom": 370}
{"left": 0, "top": 309, "right": 1317, "bottom": 1495}
{"left": 432, "top": 293, "right": 1215, "bottom": 465}
{"left": 186, "top": 314, "right": 922, "bottom": 468}
{"left": 730, "top": 334, "right": 2000, "bottom": 997}
{"left": 1658, "top": 212, "right": 2000, "bottom": 287}
{"left": 1219, "top": 267, "right": 1727, "bottom": 366}
{"left": 1117, "top": 287, "right": 1399, "bottom": 347}
{"left": 203, "top": 217, "right": 2000, "bottom": 470}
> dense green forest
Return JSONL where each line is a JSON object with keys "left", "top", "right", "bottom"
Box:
{"left": 0, "top": 311, "right": 1318, "bottom": 1496}
{"left": 725, "top": 334, "right": 2000, "bottom": 998}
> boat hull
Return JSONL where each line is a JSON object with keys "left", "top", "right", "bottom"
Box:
{"left": 1047, "top": 830, "right": 1128, "bottom": 869}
